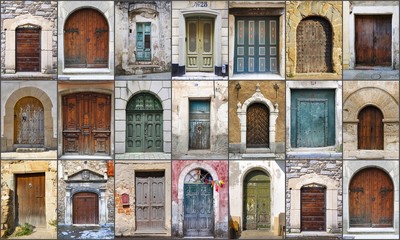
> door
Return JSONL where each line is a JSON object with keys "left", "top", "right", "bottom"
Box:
{"left": 349, "top": 168, "right": 393, "bottom": 227}
{"left": 136, "top": 22, "right": 151, "bottom": 61}
{"left": 296, "top": 17, "right": 333, "bottom": 73}
{"left": 62, "top": 92, "right": 111, "bottom": 155}
{"left": 301, "top": 185, "right": 325, "bottom": 231}
{"left": 16, "top": 25, "right": 40, "bottom": 72}
{"left": 235, "top": 17, "right": 278, "bottom": 73}
{"left": 243, "top": 170, "right": 271, "bottom": 230}
{"left": 136, "top": 172, "right": 165, "bottom": 231}
{"left": 358, "top": 106, "right": 384, "bottom": 150}
{"left": 73, "top": 192, "right": 99, "bottom": 224}
{"left": 247, "top": 103, "right": 269, "bottom": 148}
{"left": 14, "top": 97, "right": 44, "bottom": 146}
{"left": 291, "top": 89, "right": 335, "bottom": 148}
{"left": 16, "top": 173, "right": 45, "bottom": 227}
{"left": 126, "top": 93, "right": 163, "bottom": 152}
{"left": 64, "top": 8, "right": 109, "bottom": 68}
{"left": 189, "top": 100, "right": 210, "bottom": 149}
{"left": 186, "top": 18, "right": 213, "bottom": 72}
{"left": 355, "top": 15, "right": 391, "bottom": 67}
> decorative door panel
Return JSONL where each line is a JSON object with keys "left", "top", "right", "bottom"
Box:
{"left": 235, "top": 17, "right": 278, "bottom": 73}
{"left": 301, "top": 186, "right": 325, "bottom": 231}
{"left": 136, "top": 22, "right": 151, "bottom": 61}
{"left": 73, "top": 192, "right": 99, "bottom": 224}
{"left": 247, "top": 103, "right": 269, "bottom": 148}
{"left": 16, "top": 25, "right": 40, "bottom": 72}
{"left": 16, "top": 173, "right": 45, "bottom": 227}
{"left": 186, "top": 18, "right": 213, "bottom": 72}
{"left": 64, "top": 8, "right": 109, "bottom": 68}
{"left": 349, "top": 168, "right": 393, "bottom": 228}
{"left": 14, "top": 97, "right": 44, "bottom": 146}
{"left": 189, "top": 100, "right": 210, "bottom": 149}
{"left": 358, "top": 106, "right": 383, "bottom": 150}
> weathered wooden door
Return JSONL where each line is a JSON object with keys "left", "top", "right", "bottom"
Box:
{"left": 73, "top": 192, "right": 99, "bottom": 224}
{"left": 189, "top": 100, "right": 210, "bottom": 149}
{"left": 14, "top": 97, "right": 44, "bottom": 146}
{"left": 64, "top": 8, "right": 109, "bottom": 68}
{"left": 301, "top": 185, "right": 325, "bottom": 231}
{"left": 291, "top": 89, "right": 335, "bottom": 148}
{"left": 296, "top": 17, "right": 333, "bottom": 73}
{"left": 247, "top": 103, "right": 269, "bottom": 148}
{"left": 16, "top": 173, "right": 45, "bottom": 227}
{"left": 136, "top": 22, "right": 151, "bottom": 61}
{"left": 62, "top": 92, "right": 111, "bottom": 155}
{"left": 235, "top": 17, "right": 278, "bottom": 73}
{"left": 358, "top": 106, "right": 384, "bottom": 150}
{"left": 126, "top": 93, "right": 163, "bottom": 152}
{"left": 349, "top": 168, "right": 393, "bottom": 227}
{"left": 243, "top": 170, "right": 271, "bottom": 230}
{"left": 16, "top": 25, "right": 41, "bottom": 72}
{"left": 186, "top": 18, "right": 213, "bottom": 72}
{"left": 355, "top": 15, "right": 391, "bottom": 67}
{"left": 136, "top": 172, "right": 165, "bottom": 231}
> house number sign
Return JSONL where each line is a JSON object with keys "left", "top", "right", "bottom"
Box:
{"left": 193, "top": 1, "right": 208, "bottom": 7}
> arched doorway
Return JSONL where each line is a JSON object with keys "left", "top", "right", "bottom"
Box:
{"left": 16, "top": 24, "right": 41, "bottom": 72}
{"left": 301, "top": 184, "right": 326, "bottom": 231}
{"left": 246, "top": 103, "right": 269, "bottom": 148}
{"left": 296, "top": 16, "right": 333, "bottom": 73}
{"left": 126, "top": 92, "right": 163, "bottom": 152}
{"left": 73, "top": 192, "right": 99, "bottom": 224}
{"left": 358, "top": 106, "right": 384, "bottom": 150}
{"left": 243, "top": 170, "right": 270, "bottom": 230}
{"left": 349, "top": 168, "right": 393, "bottom": 227}
{"left": 64, "top": 8, "right": 109, "bottom": 68}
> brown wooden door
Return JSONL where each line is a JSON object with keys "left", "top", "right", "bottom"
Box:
{"left": 14, "top": 97, "right": 44, "bottom": 146}
{"left": 64, "top": 8, "right": 109, "bottom": 68}
{"left": 16, "top": 173, "right": 45, "bottom": 227}
{"left": 16, "top": 25, "right": 40, "bottom": 72}
{"left": 358, "top": 106, "right": 383, "bottom": 150}
{"left": 247, "top": 103, "right": 269, "bottom": 148}
{"left": 349, "top": 168, "right": 393, "bottom": 227}
{"left": 296, "top": 17, "right": 333, "bottom": 73}
{"left": 73, "top": 192, "right": 99, "bottom": 224}
{"left": 62, "top": 92, "right": 111, "bottom": 155}
{"left": 301, "top": 186, "right": 325, "bottom": 231}
{"left": 355, "top": 15, "right": 391, "bottom": 67}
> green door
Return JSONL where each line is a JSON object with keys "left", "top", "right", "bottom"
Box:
{"left": 136, "top": 22, "right": 151, "bottom": 61}
{"left": 126, "top": 93, "right": 163, "bottom": 152}
{"left": 186, "top": 18, "right": 213, "bottom": 72}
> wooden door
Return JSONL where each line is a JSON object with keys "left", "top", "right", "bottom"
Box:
{"left": 301, "top": 186, "right": 325, "bottom": 231}
{"left": 235, "top": 17, "right": 278, "bottom": 73}
{"left": 16, "top": 25, "right": 40, "bottom": 72}
{"left": 189, "top": 100, "right": 210, "bottom": 149}
{"left": 64, "top": 8, "right": 109, "bottom": 68}
{"left": 136, "top": 172, "right": 165, "bottom": 231}
{"left": 349, "top": 168, "right": 393, "bottom": 227}
{"left": 136, "top": 22, "right": 151, "bottom": 61}
{"left": 355, "top": 15, "right": 391, "bottom": 67}
{"left": 243, "top": 170, "right": 271, "bottom": 230}
{"left": 186, "top": 18, "right": 213, "bottom": 72}
{"left": 62, "top": 92, "right": 111, "bottom": 155}
{"left": 296, "top": 17, "right": 333, "bottom": 73}
{"left": 14, "top": 97, "right": 44, "bottom": 146}
{"left": 73, "top": 192, "right": 99, "bottom": 224}
{"left": 358, "top": 106, "right": 384, "bottom": 150}
{"left": 16, "top": 173, "right": 45, "bottom": 227}
{"left": 247, "top": 103, "right": 269, "bottom": 148}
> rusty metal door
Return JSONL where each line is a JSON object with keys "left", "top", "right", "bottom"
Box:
{"left": 189, "top": 100, "right": 210, "bottom": 149}
{"left": 16, "top": 25, "right": 40, "bottom": 72}
{"left": 73, "top": 192, "right": 99, "bottom": 224}
{"left": 358, "top": 106, "right": 384, "bottom": 150}
{"left": 301, "top": 185, "right": 326, "bottom": 231}
{"left": 247, "top": 103, "right": 269, "bottom": 148}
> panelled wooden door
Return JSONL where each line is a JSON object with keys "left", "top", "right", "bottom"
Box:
{"left": 16, "top": 173, "right": 45, "bottom": 227}
{"left": 243, "top": 170, "right": 271, "bottom": 230}
{"left": 64, "top": 8, "right": 109, "bottom": 68}
{"left": 296, "top": 17, "right": 333, "bottom": 73}
{"left": 73, "top": 192, "right": 99, "bottom": 224}
{"left": 189, "top": 100, "right": 210, "bottom": 149}
{"left": 16, "top": 25, "right": 41, "bottom": 72}
{"left": 62, "top": 92, "right": 111, "bottom": 155}
{"left": 235, "top": 17, "right": 278, "bottom": 73}
{"left": 349, "top": 168, "right": 393, "bottom": 227}
{"left": 126, "top": 93, "right": 163, "bottom": 152}
{"left": 136, "top": 172, "right": 165, "bottom": 231}
{"left": 355, "top": 15, "right": 392, "bottom": 67}
{"left": 301, "top": 186, "right": 325, "bottom": 231}
{"left": 136, "top": 22, "right": 151, "bottom": 61}
{"left": 186, "top": 18, "right": 213, "bottom": 72}
{"left": 358, "top": 106, "right": 384, "bottom": 150}
{"left": 247, "top": 103, "right": 269, "bottom": 148}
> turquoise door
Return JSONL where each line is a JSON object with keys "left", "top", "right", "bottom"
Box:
{"left": 189, "top": 100, "right": 210, "bottom": 149}
{"left": 136, "top": 22, "right": 151, "bottom": 61}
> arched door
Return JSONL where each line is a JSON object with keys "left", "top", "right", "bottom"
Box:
{"left": 126, "top": 93, "right": 163, "bottom": 152}
{"left": 247, "top": 103, "right": 269, "bottom": 148}
{"left": 243, "top": 170, "right": 270, "bottom": 230}
{"left": 296, "top": 17, "right": 333, "bottom": 73}
{"left": 358, "top": 106, "right": 384, "bottom": 150}
{"left": 73, "top": 192, "right": 99, "bottom": 224}
{"left": 14, "top": 97, "right": 44, "bottom": 146}
{"left": 64, "top": 8, "right": 109, "bottom": 68}
{"left": 301, "top": 184, "right": 325, "bottom": 231}
{"left": 349, "top": 168, "right": 393, "bottom": 227}
{"left": 16, "top": 25, "right": 41, "bottom": 72}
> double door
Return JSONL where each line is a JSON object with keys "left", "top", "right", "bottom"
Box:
{"left": 186, "top": 18, "right": 213, "bottom": 72}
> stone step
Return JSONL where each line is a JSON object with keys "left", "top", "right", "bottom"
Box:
{"left": 241, "top": 153, "right": 276, "bottom": 159}
{"left": 16, "top": 148, "right": 46, "bottom": 152}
